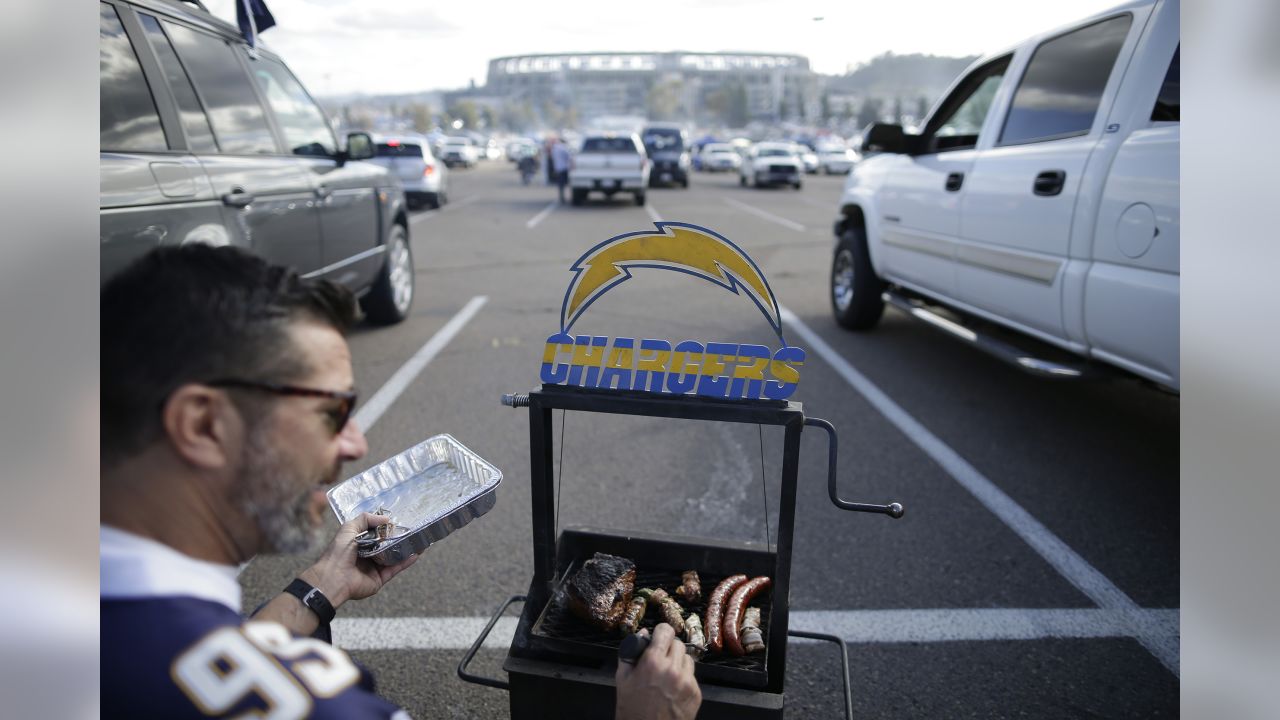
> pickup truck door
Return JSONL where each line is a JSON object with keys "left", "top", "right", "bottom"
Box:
{"left": 956, "top": 13, "right": 1139, "bottom": 343}
{"left": 874, "top": 57, "right": 1010, "bottom": 298}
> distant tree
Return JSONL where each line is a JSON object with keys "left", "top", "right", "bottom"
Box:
{"left": 448, "top": 100, "right": 479, "bottom": 130}
{"left": 856, "top": 98, "right": 883, "bottom": 129}
{"left": 821, "top": 93, "right": 832, "bottom": 122}
{"left": 408, "top": 103, "right": 433, "bottom": 134}
{"left": 778, "top": 97, "right": 790, "bottom": 122}
{"left": 704, "top": 88, "right": 729, "bottom": 125}
{"left": 728, "top": 84, "right": 749, "bottom": 127}
{"left": 892, "top": 97, "right": 904, "bottom": 124}
{"left": 480, "top": 106, "right": 495, "bottom": 130}
{"left": 646, "top": 78, "right": 683, "bottom": 121}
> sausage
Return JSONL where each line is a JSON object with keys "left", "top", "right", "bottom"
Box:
{"left": 722, "top": 576, "right": 771, "bottom": 656}
{"left": 675, "top": 570, "right": 702, "bottom": 603}
{"left": 704, "top": 574, "right": 748, "bottom": 653}
{"left": 638, "top": 588, "right": 685, "bottom": 635}
{"left": 620, "top": 595, "right": 648, "bottom": 634}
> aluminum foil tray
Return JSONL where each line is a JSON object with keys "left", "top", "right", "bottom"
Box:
{"left": 327, "top": 434, "right": 502, "bottom": 565}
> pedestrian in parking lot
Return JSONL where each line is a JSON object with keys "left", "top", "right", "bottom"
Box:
{"left": 101, "top": 245, "right": 701, "bottom": 719}
{"left": 551, "top": 135, "right": 572, "bottom": 203}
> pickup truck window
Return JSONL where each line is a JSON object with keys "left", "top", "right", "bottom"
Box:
{"left": 999, "top": 14, "right": 1132, "bottom": 146}
{"left": 1152, "top": 46, "right": 1179, "bottom": 122}
{"left": 581, "top": 137, "right": 639, "bottom": 153}
{"left": 923, "top": 56, "right": 1010, "bottom": 153}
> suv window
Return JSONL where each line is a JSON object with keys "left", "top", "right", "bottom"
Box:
{"left": 99, "top": 3, "right": 166, "bottom": 152}
{"left": 252, "top": 57, "right": 337, "bottom": 157}
{"left": 1152, "top": 46, "right": 1179, "bottom": 122}
{"left": 137, "top": 14, "right": 217, "bottom": 153}
{"left": 377, "top": 142, "right": 423, "bottom": 158}
{"left": 581, "top": 137, "right": 639, "bottom": 153}
{"left": 923, "top": 56, "right": 1009, "bottom": 153}
{"left": 164, "top": 22, "right": 277, "bottom": 154}
{"left": 999, "top": 15, "right": 1133, "bottom": 146}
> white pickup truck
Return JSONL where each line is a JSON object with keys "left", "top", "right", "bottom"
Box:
{"left": 570, "top": 133, "right": 650, "bottom": 206}
{"left": 831, "top": 0, "right": 1180, "bottom": 391}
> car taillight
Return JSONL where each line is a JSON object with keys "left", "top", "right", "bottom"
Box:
{"left": 423, "top": 164, "right": 434, "bottom": 177}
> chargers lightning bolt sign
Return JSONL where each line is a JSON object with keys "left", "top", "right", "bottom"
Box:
{"left": 541, "top": 222, "right": 807, "bottom": 401}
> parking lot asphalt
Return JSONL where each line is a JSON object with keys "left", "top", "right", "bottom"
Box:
{"left": 238, "top": 160, "right": 1179, "bottom": 718}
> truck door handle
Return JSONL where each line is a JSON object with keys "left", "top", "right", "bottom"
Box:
{"left": 315, "top": 185, "right": 331, "bottom": 199}
{"left": 221, "top": 188, "right": 254, "bottom": 207}
{"left": 1033, "top": 170, "right": 1066, "bottom": 196}
{"left": 945, "top": 172, "right": 964, "bottom": 192}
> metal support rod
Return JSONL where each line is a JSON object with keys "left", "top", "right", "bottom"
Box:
{"left": 788, "top": 629, "right": 853, "bottom": 720}
{"left": 804, "top": 417, "right": 904, "bottom": 518}
{"left": 457, "top": 594, "right": 526, "bottom": 691}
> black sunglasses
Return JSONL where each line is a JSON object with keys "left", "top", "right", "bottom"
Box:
{"left": 208, "top": 379, "right": 358, "bottom": 433}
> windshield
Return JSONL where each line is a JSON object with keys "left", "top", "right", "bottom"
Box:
{"left": 758, "top": 147, "right": 792, "bottom": 157}
{"left": 642, "top": 129, "right": 684, "bottom": 152}
{"left": 705, "top": 145, "right": 733, "bottom": 154}
{"left": 581, "top": 137, "right": 639, "bottom": 153}
{"left": 376, "top": 142, "right": 422, "bottom": 158}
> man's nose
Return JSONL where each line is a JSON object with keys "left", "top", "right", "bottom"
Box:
{"left": 338, "top": 419, "right": 368, "bottom": 461}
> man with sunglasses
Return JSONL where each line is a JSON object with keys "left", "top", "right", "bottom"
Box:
{"left": 101, "top": 245, "right": 701, "bottom": 719}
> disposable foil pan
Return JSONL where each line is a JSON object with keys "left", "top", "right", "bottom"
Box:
{"left": 327, "top": 434, "right": 502, "bottom": 565}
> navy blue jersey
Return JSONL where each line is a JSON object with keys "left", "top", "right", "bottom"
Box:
{"left": 103, "top": 597, "right": 406, "bottom": 719}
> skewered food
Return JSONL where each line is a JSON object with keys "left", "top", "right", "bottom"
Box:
{"left": 739, "top": 607, "right": 764, "bottom": 654}
{"left": 674, "top": 570, "right": 702, "bottom": 603}
{"left": 637, "top": 588, "right": 686, "bottom": 635}
{"left": 704, "top": 574, "right": 748, "bottom": 653}
{"left": 723, "top": 576, "right": 772, "bottom": 656}
{"left": 684, "top": 612, "right": 706, "bottom": 658}
{"left": 620, "top": 595, "right": 648, "bottom": 634}
{"left": 565, "top": 553, "right": 636, "bottom": 631}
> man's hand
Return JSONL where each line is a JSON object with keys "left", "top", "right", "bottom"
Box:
{"left": 299, "top": 513, "right": 419, "bottom": 607}
{"left": 615, "top": 623, "right": 701, "bottom": 720}
{"left": 253, "top": 513, "right": 418, "bottom": 636}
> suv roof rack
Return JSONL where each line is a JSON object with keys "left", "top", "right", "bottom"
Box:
{"left": 175, "top": 0, "right": 210, "bottom": 12}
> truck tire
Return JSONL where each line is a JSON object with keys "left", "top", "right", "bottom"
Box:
{"left": 739, "top": 175, "right": 746, "bottom": 187}
{"left": 634, "top": 190, "right": 646, "bottom": 206}
{"left": 830, "top": 225, "right": 885, "bottom": 330}
{"left": 361, "top": 224, "right": 414, "bottom": 325}
{"left": 571, "top": 188, "right": 586, "bottom": 206}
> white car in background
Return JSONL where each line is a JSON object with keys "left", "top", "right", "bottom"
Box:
{"left": 817, "top": 145, "right": 859, "bottom": 174}
{"left": 371, "top": 135, "right": 449, "bottom": 209}
{"left": 739, "top": 142, "right": 803, "bottom": 189}
{"left": 797, "top": 145, "right": 820, "bottom": 174}
{"left": 700, "top": 143, "right": 741, "bottom": 172}
{"left": 440, "top": 136, "right": 481, "bottom": 168}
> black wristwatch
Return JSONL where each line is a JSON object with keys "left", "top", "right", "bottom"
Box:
{"left": 284, "top": 578, "right": 336, "bottom": 625}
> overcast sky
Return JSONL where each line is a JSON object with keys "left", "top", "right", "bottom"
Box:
{"left": 203, "top": 0, "right": 1126, "bottom": 97}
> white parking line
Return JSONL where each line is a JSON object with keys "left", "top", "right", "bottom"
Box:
{"left": 526, "top": 201, "right": 558, "bottom": 229}
{"left": 332, "top": 608, "right": 1179, "bottom": 651}
{"left": 352, "top": 296, "right": 488, "bottom": 433}
{"left": 723, "top": 197, "right": 805, "bottom": 232}
{"left": 779, "top": 305, "right": 1180, "bottom": 676}
{"left": 409, "top": 195, "right": 478, "bottom": 224}
{"left": 644, "top": 202, "right": 663, "bottom": 223}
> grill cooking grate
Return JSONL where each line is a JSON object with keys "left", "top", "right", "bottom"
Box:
{"left": 531, "top": 564, "right": 772, "bottom": 686}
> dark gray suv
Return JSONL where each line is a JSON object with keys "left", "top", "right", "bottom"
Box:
{"left": 100, "top": 0, "right": 414, "bottom": 324}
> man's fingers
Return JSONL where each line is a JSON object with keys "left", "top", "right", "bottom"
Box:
{"left": 648, "top": 622, "right": 676, "bottom": 659}
{"left": 378, "top": 552, "right": 419, "bottom": 583}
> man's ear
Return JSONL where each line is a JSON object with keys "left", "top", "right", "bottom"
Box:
{"left": 161, "top": 384, "right": 240, "bottom": 470}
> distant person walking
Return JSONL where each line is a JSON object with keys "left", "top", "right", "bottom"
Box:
{"left": 544, "top": 138, "right": 556, "bottom": 184}
{"left": 550, "top": 137, "right": 572, "bottom": 204}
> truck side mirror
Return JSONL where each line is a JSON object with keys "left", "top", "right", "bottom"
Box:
{"left": 862, "top": 123, "right": 913, "bottom": 155}
{"left": 344, "top": 132, "right": 375, "bottom": 162}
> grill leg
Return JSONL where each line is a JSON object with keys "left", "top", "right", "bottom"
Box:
{"left": 457, "top": 594, "right": 526, "bottom": 691}
{"left": 788, "top": 629, "right": 853, "bottom": 720}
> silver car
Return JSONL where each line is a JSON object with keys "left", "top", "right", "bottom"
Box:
{"left": 99, "top": 0, "right": 415, "bottom": 324}
{"left": 372, "top": 135, "right": 449, "bottom": 209}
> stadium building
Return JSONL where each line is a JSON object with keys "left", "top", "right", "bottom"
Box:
{"left": 485, "top": 51, "right": 820, "bottom": 124}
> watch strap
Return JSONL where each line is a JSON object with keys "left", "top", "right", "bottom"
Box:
{"left": 284, "top": 578, "right": 336, "bottom": 625}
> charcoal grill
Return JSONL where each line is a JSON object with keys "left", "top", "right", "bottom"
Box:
{"left": 458, "top": 385, "right": 902, "bottom": 718}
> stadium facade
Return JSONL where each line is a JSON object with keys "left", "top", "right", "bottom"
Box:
{"left": 485, "top": 51, "right": 820, "bottom": 124}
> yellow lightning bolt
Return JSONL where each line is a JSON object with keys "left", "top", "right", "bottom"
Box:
{"left": 562, "top": 223, "right": 780, "bottom": 336}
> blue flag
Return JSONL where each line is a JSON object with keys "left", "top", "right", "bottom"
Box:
{"left": 236, "top": 0, "right": 276, "bottom": 48}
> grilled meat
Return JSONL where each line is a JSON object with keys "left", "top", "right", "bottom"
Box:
{"left": 740, "top": 606, "right": 764, "bottom": 654}
{"left": 675, "top": 570, "right": 702, "bottom": 603}
{"left": 684, "top": 612, "right": 706, "bottom": 658}
{"left": 705, "top": 574, "right": 748, "bottom": 653}
{"left": 723, "top": 576, "right": 771, "bottom": 656}
{"left": 620, "top": 595, "right": 648, "bottom": 634}
{"left": 566, "top": 553, "right": 636, "bottom": 631}
{"left": 637, "top": 588, "right": 686, "bottom": 635}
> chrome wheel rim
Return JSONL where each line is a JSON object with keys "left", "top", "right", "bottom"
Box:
{"left": 388, "top": 233, "right": 413, "bottom": 314}
{"left": 832, "top": 248, "right": 854, "bottom": 312}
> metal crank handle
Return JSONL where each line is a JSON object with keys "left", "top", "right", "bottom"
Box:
{"left": 804, "top": 417, "right": 904, "bottom": 518}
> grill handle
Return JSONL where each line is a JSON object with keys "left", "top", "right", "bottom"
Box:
{"left": 804, "top": 417, "right": 904, "bottom": 518}
{"left": 789, "top": 629, "right": 854, "bottom": 720}
{"left": 457, "top": 594, "right": 526, "bottom": 691}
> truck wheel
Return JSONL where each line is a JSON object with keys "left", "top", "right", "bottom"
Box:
{"left": 572, "top": 188, "right": 586, "bottom": 206}
{"left": 634, "top": 191, "right": 646, "bottom": 206}
{"left": 361, "top": 224, "right": 414, "bottom": 325}
{"left": 831, "top": 226, "right": 885, "bottom": 330}
{"left": 739, "top": 175, "right": 746, "bottom": 187}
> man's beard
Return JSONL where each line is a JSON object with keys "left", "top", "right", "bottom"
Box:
{"left": 237, "top": 427, "right": 337, "bottom": 555}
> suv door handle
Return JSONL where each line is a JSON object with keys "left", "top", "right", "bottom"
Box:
{"left": 221, "top": 189, "right": 254, "bottom": 208}
{"left": 945, "top": 172, "right": 964, "bottom": 192}
{"left": 1033, "top": 170, "right": 1066, "bottom": 196}
{"left": 315, "top": 185, "right": 331, "bottom": 199}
